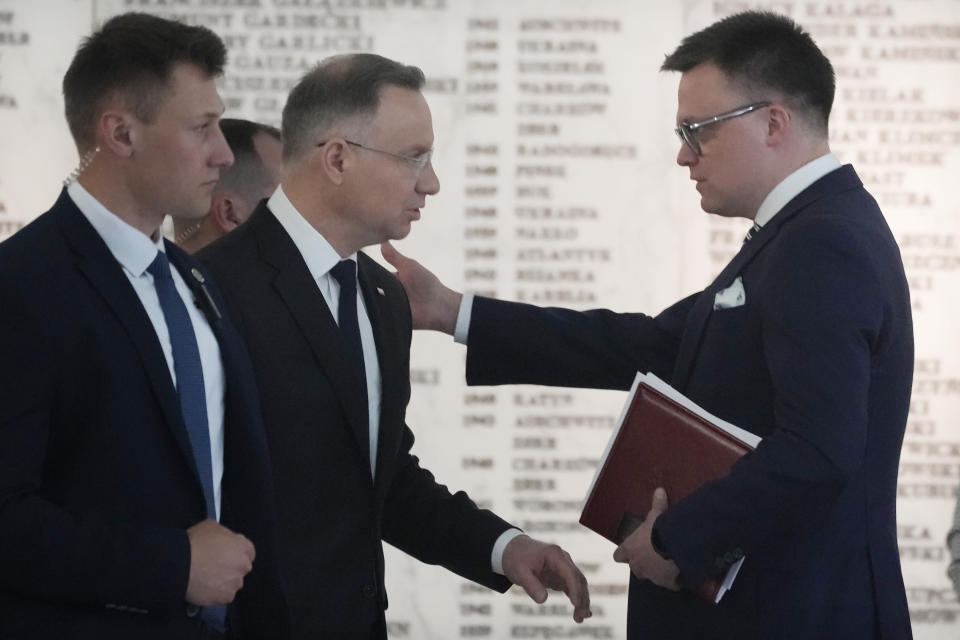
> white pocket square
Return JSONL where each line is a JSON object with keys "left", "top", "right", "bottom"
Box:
{"left": 713, "top": 276, "right": 746, "bottom": 310}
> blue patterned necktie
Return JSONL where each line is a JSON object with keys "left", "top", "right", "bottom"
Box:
{"left": 743, "top": 221, "right": 762, "bottom": 243}
{"left": 147, "top": 252, "right": 225, "bottom": 631}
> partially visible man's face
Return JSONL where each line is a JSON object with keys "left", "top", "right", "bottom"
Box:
{"left": 129, "top": 62, "right": 234, "bottom": 222}
{"left": 341, "top": 85, "right": 440, "bottom": 247}
{"left": 231, "top": 131, "right": 283, "bottom": 224}
{"left": 252, "top": 131, "right": 282, "bottom": 199}
{"left": 675, "top": 62, "right": 770, "bottom": 219}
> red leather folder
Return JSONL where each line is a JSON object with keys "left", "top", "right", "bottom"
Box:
{"left": 580, "top": 373, "right": 757, "bottom": 601}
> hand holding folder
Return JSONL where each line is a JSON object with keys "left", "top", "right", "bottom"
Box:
{"left": 580, "top": 372, "right": 760, "bottom": 602}
{"left": 612, "top": 487, "right": 681, "bottom": 592}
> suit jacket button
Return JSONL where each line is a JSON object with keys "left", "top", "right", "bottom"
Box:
{"left": 186, "top": 604, "right": 200, "bottom": 618}
{"left": 362, "top": 584, "right": 377, "bottom": 599}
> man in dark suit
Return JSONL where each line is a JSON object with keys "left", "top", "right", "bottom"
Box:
{"left": 0, "top": 14, "right": 286, "bottom": 639}
{"left": 200, "top": 53, "right": 591, "bottom": 639}
{"left": 384, "top": 11, "right": 913, "bottom": 640}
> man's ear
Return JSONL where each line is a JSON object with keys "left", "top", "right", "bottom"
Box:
{"left": 98, "top": 109, "right": 135, "bottom": 158}
{"left": 315, "top": 139, "right": 350, "bottom": 186}
{"left": 766, "top": 103, "right": 792, "bottom": 147}
{"left": 210, "top": 195, "right": 243, "bottom": 232}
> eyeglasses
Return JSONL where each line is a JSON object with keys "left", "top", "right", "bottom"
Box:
{"left": 317, "top": 139, "right": 433, "bottom": 174}
{"left": 674, "top": 102, "right": 771, "bottom": 156}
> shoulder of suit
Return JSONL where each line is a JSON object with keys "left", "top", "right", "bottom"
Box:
{"left": 767, "top": 206, "right": 898, "bottom": 288}
{"left": 197, "top": 213, "right": 258, "bottom": 267}
{"left": 0, "top": 205, "right": 65, "bottom": 267}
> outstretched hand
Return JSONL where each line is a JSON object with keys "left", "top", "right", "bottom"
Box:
{"left": 381, "top": 241, "right": 462, "bottom": 334}
{"left": 502, "top": 534, "right": 592, "bottom": 623}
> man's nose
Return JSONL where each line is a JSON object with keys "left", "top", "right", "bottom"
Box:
{"left": 416, "top": 159, "right": 440, "bottom": 195}
{"left": 211, "top": 124, "right": 234, "bottom": 169}
{"left": 677, "top": 141, "right": 697, "bottom": 167}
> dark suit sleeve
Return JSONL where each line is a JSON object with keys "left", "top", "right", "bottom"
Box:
{"left": 381, "top": 281, "right": 513, "bottom": 592}
{"left": 654, "top": 216, "right": 889, "bottom": 586}
{"left": 380, "top": 425, "right": 513, "bottom": 592}
{"left": 0, "top": 277, "right": 190, "bottom": 610}
{"left": 466, "top": 293, "right": 698, "bottom": 390}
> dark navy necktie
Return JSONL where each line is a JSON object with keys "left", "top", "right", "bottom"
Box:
{"left": 330, "top": 260, "right": 368, "bottom": 389}
{"left": 743, "top": 221, "right": 762, "bottom": 243}
{"left": 147, "top": 252, "right": 225, "bottom": 631}
{"left": 332, "top": 260, "right": 377, "bottom": 478}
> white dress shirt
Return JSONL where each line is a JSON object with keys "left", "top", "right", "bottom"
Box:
{"left": 267, "top": 186, "right": 522, "bottom": 574}
{"left": 753, "top": 152, "right": 841, "bottom": 227}
{"left": 68, "top": 181, "right": 226, "bottom": 520}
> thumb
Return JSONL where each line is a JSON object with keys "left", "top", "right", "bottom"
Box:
{"left": 649, "top": 487, "right": 669, "bottom": 516}
{"left": 380, "top": 241, "right": 405, "bottom": 268}
{"left": 612, "top": 545, "right": 628, "bottom": 563}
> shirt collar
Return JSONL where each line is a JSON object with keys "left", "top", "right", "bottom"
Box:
{"left": 267, "top": 185, "right": 357, "bottom": 281}
{"left": 67, "top": 181, "right": 165, "bottom": 275}
{"left": 754, "top": 152, "right": 842, "bottom": 228}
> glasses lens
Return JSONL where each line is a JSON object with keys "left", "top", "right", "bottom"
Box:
{"left": 411, "top": 150, "right": 433, "bottom": 174}
{"left": 676, "top": 124, "right": 700, "bottom": 155}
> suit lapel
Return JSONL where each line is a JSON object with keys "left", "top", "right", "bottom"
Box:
{"left": 55, "top": 193, "right": 202, "bottom": 488}
{"left": 254, "top": 206, "right": 371, "bottom": 465}
{"left": 167, "top": 243, "right": 242, "bottom": 507}
{"left": 671, "top": 229, "right": 773, "bottom": 391}
{"left": 671, "top": 166, "right": 861, "bottom": 391}
{"left": 169, "top": 243, "right": 263, "bottom": 519}
{"left": 167, "top": 243, "right": 224, "bottom": 331}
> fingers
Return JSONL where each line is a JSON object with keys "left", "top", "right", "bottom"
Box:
{"left": 239, "top": 534, "right": 255, "bottom": 563}
{"left": 527, "top": 545, "right": 592, "bottom": 623}
{"left": 503, "top": 537, "right": 592, "bottom": 621}
{"left": 380, "top": 241, "right": 406, "bottom": 269}
{"left": 514, "top": 564, "right": 549, "bottom": 604}
{"left": 551, "top": 552, "right": 591, "bottom": 623}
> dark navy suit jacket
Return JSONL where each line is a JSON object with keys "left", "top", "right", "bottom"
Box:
{"left": 465, "top": 166, "right": 914, "bottom": 639}
{"left": 0, "top": 190, "right": 287, "bottom": 639}
{"left": 200, "top": 204, "right": 513, "bottom": 639}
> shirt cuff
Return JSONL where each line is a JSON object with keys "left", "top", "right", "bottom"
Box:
{"left": 454, "top": 292, "right": 475, "bottom": 344}
{"left": 491, "top": 528, "right": 525, "bottom": 575}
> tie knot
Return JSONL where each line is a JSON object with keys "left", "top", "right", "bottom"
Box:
{"left": 147, "top": 251, "right": 173, "bottom": 282}
{"left": 330, "top": 259, "right": 357, "bottom": 288}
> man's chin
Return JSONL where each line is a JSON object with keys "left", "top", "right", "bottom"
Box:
{"left": 698, "top": 196, "right": 718, "bottom": 215}
{"left": 391, "top": 223, "right": 413, "bottom": 241}
{"left": 699, "top": 197, "right": 735, "bottom": 218}
{"left": 176, "top": 202, "right": 212, "bottom": 223}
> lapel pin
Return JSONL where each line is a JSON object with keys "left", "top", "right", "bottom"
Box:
{"left": 376, "top": 287, "right": 385, "bottom": 296}
{"left": 189, "top": 267, "right": 223, "bottom": 322}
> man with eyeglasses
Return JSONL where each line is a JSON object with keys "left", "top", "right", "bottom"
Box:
{"left": 383, "top": 11, "right": 913, "bottom": 640}
{"left": 198, "top": 53, "right": 591, "bottom": 639}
